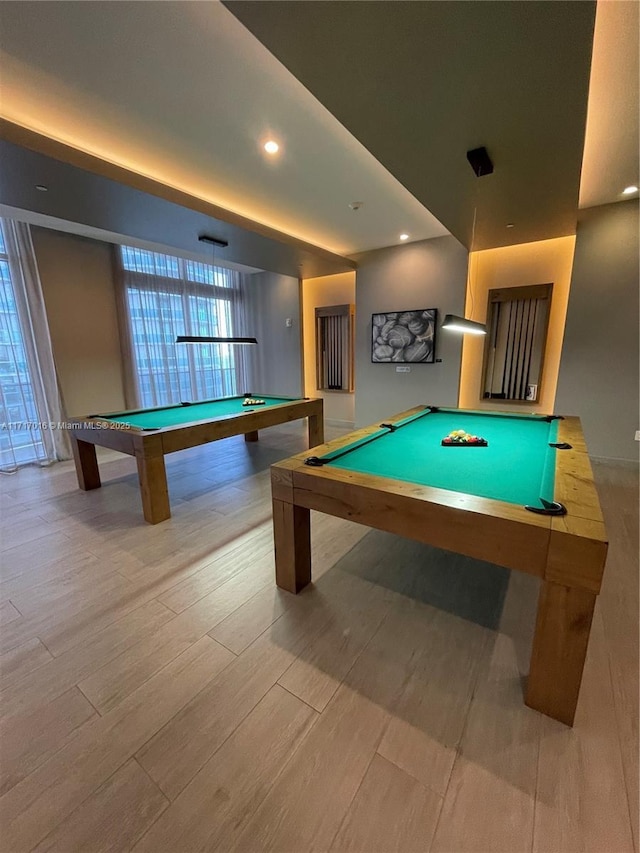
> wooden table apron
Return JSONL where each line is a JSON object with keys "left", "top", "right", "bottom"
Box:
{"left": 270, "top": 406, "right": 608, "bottom": 726}
{"left": 70, "top": 397, "right": 324, "bottom": 524}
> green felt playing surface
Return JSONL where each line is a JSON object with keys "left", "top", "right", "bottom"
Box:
{"left": 101, "top": 396, "right": 297, "bottom": 430}
{"left": 322, "top": 408, "right": 559, "bottom": 507}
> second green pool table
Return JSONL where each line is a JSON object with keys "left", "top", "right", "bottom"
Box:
{"left": 271, "top": 405, "right": 608, "bottom": 725}
{"left": 70, "top": 394, "right": 323, "bottom": 523}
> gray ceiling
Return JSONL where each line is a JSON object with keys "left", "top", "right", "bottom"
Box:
{"left": 0, "top": 0, "right": 449, "bottom": 265}
{"left": 0, "top": 134, "right": 356, "bottom": 279}
{"left": 2, "top": 0, "right": 629, "bottom": 277}
{"left": 225, "top": 0, "right": 597, "bottom": 251}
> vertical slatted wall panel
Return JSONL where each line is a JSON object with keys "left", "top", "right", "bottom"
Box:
{"left": 501, "top": 298, "right": 540, "bottom": 399}
{"left": 483, "top": 283, "right": 552, "bottom": 402}
{"left": 315, "top": 304, "right": 355, "bottom": 392}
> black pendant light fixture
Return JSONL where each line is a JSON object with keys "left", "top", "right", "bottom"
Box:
{"left": 176, "top": 335, "right": 258, "bottom": 345}
{"left": 442, "top": 314, "right": 487, "bottom": 335}
{"left": 443, "top": 147, "right": 493, "bottom": 337}
{"left": 175, "top": 234, "right": 258, "bottom": 346}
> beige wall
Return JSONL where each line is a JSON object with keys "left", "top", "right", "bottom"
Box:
{"left": 31, "top": 227, "right": 126, "bottom": 416}
{"left": 302, "top": 272, "right": 356, "bottom": 426}
{"left": 459, "top": 236, "right": 576, "bottom": 413}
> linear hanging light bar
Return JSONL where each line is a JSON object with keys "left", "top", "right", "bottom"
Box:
{"left": 176, "top": 335, "right": 257, "bottom": 345}
{"left": 174, "top": 232, "right": 258, "bottom": 344}
{"left": 442, "top": 147, "right": 494, "bottom": 336}
{"left": 442, "top": 314, "right": 487, "bottom": 335}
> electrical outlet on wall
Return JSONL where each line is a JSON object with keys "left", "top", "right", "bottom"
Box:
{"left": 635, "top": 430, "right": 640, "bottom": 441}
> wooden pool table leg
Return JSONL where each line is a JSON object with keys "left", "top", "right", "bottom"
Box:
{"left": 526, "top": 579, "right": 596, "bottom": 726}
{"left": 71, "top": 437, "right": 101, "bottom": 490}
{"left": 308, "top": 412, "right": 324, "bottom": 448}
{"left": 244, "top": 430, "right": 259, "bottom": 442}
{"left": 136, "top": 451, "right": 171, "bottom": 524}
{"left": 273, "top": 498, "right": 311, "bottom": 593}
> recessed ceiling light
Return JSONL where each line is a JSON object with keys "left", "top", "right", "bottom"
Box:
{"left": 263, "top": 140, "right": 279, "bottom": 155}
{"left": 622, "top": 185, "right": 638, "bottom": 195}
{"left": 35, "top": 184, "right": 48, "bottom": 192}
{"left": 399, "top": 233, "right": 409, "bottom": 241}
{"left": 348, "top": 201, "right": 363, "bottom": 211}
{"left": 506, "top": 223, "right": 515, "bottom": 228}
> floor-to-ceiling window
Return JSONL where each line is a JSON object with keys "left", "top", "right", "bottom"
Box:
{"left": 120, "top": 246, "right": 243, "bottom": 408}
{"left": 0, "top": 223, "right": 47, "bottom": 468}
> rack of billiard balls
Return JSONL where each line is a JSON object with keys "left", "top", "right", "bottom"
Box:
{"left": 441, "top": 429, "right": 488, "bottom": 447}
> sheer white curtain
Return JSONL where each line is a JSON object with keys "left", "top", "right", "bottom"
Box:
{"left": 115, "top": 246, "right": 255, "bottom": 408}
{"left": 0, "top": 219, "right": 70, "bottom": 471}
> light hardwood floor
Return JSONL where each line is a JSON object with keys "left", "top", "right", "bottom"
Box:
{"left": 0, "top": 422, "right": 637, "bottom": 853}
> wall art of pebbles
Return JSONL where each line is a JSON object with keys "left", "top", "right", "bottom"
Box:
{"left": 371, "top": 308, "right": 437, "bottom": 363}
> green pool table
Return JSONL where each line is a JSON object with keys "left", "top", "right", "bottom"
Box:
{"left": 70, "top": 394, "right": 323, "bottom": 524}
{"left": 271, "top": 405, "right": 608, "bottom": 725}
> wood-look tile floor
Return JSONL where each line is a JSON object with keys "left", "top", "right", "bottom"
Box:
{"left": 0, "top": 422, "right": 637, "bottom": 853}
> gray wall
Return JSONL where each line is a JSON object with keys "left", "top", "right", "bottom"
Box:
{"left": 245, "top": 271, "right": 303, "bottom": 398}
{"left": 555, "top": 200, "right": 639, "bottom": 462}
{"left": 353, "top": 236, "right": 468, "bottom": 426}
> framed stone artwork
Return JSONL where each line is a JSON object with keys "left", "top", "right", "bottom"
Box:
{"left": 371, "top": 308, "right": 437, "bottom": 363}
